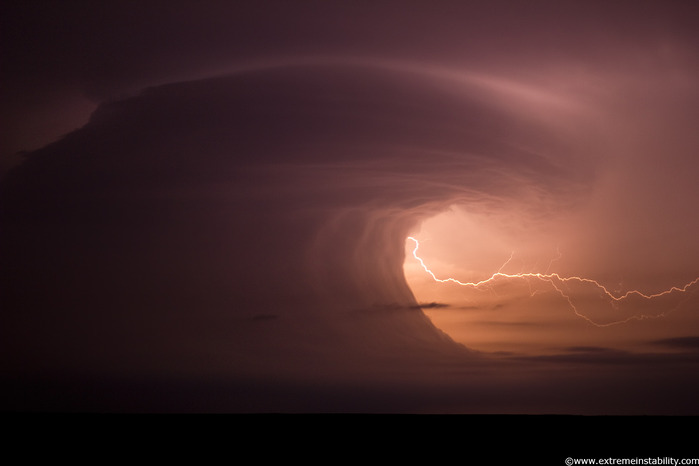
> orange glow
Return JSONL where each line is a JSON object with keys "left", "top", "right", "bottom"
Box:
{"left": 404, "top": 210, "right": 699, "bottom": 357}
{"left": 408, "top": 236, "right": 699, "bottom": 327}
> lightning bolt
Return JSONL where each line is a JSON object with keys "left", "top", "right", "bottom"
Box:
{"left": 407, "top": 236, "right": 699, "bottom": 327}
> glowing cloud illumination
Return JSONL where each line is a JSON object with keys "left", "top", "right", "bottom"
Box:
{"left": 407, "top": 236, "right": 699, "bottom": 327}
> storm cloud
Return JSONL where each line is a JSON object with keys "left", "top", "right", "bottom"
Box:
{"left": 2, "top": 1, "right": 699, "bottom": 413}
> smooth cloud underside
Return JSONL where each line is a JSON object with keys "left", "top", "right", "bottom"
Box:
{"left": 0, "top": 63, "right": 614, "bottom": 411}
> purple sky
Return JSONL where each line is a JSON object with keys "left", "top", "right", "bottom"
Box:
{"left": 2, "top": 0, "right": 699, "bottom": 414}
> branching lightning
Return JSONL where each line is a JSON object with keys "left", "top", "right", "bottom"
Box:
{"left": 407, "top": 236, "right": 699, "bottom": 327}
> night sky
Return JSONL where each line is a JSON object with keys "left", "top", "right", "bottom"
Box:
{"left": 2, "top": 0, "right": 699, "bottom": 413}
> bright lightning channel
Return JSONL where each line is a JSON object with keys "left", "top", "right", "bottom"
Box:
{"left": 407, "top": 236, "right": 699, "bottom": 327}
